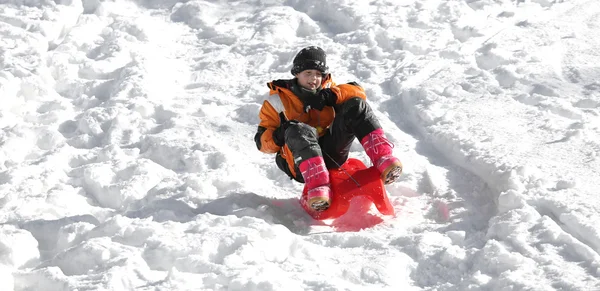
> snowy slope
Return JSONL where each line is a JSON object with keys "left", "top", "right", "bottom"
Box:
{"left": 1, "top": 0, "right": 599, "bottom": 290}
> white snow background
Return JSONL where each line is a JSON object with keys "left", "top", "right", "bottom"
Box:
{"left": 1, "top": 0, "right": 599, "bottom": 290}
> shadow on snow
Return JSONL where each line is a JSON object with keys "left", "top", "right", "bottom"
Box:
{"left": 124, "top": 191, "right": 389, "bottom": 235}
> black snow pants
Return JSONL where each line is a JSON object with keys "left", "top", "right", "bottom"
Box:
{"left": 275, "top": 97, "right": 381, "bottom": 183}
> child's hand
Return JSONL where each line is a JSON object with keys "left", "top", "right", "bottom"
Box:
{"left": 303, "top": 89, "right": 337, "bottom": 112}
{"left": 272, "top": 120, "right": 300, "bottom": 146}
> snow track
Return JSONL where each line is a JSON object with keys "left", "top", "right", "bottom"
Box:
{"left": 1, "top": 0, "right": 599, "bottom": 290}
{"left": 382, "top": 0, "right": 600, "bottom": 289}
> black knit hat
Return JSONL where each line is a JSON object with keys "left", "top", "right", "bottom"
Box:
{"left": 291, "top": 46, "right": 328, "bottom": 75}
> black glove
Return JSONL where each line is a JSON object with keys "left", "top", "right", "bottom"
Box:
{"left": 272, "top": 120, "right": 299, "bottom": 147}
{"left": 303, "top": 88, "right": 337, "bottom": 112}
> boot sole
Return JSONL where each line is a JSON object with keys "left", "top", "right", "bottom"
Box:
{"left": 381, "top": 161, "right": 403, "bottom": 184}
{"left": 307, "top": 197, "right": 331, "bottom": 212}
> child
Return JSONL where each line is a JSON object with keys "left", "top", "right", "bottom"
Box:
{"left": 254, "top": 46, "right": 402, "bottom": 212}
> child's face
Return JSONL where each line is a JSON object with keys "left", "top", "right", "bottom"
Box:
{"left": 296, "top": 69, "right": 323, "bottom": 91}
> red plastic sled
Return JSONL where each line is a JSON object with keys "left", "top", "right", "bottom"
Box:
{"left": 300, "top": 158, "right": 395, "bottom": 220}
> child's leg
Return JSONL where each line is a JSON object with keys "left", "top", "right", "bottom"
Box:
{"left": 321, "top": 97, "right": 402, "bottom": 184}
{"left": 285, "top": 122, "right": 331, "bottom": 211}
{"left": 319, "top": 97, "right": 380, "bottom": 168}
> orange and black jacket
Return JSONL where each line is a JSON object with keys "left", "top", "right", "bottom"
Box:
{"left": 254, "top": 75, "right": 367, "bottom": 178}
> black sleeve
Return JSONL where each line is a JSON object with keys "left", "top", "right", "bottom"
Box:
{"left": 254, "top": 126, "right": 267, "bottom": 150}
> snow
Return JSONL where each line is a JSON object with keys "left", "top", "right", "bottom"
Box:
{"left": 1, "top": 0, "right": 599, "bottom": 289}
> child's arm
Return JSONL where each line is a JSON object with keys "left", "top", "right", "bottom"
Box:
{"left": 254, "top": 99, "right": 281, "bottom": 154}
{"left": 331, "top": 82, "right": 367, "bottom": 104}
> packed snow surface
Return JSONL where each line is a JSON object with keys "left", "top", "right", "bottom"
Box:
{"left": 1, "top": 0, "right": 600, "bottom": 290}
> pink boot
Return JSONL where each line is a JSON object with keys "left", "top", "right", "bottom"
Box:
{"left": 299, "top": 156, "right": 331, "bottom": 212}
{"left": 360, "top": 128, "right": 403, "bottom": 184}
